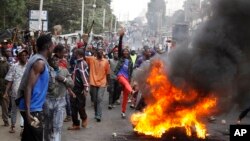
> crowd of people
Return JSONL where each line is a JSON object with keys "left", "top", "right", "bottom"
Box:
{"left": 1, "top": 26, "right": 249, "bottom": 141}
{"left": 0, "top": 28, "right": 169, "bottom": 141}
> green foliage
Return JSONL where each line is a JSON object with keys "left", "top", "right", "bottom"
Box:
{"left": 0, "top": 0, "right": 27, "bottom": 29}
{"left": 146, "top": 0, "right": 166, "bottom": 35}
{"left": 0, "top": 0, "right": 115, "bottom": 34}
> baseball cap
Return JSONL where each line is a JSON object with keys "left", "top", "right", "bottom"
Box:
{"left": 77, "top": 42, "right": 84, "bottom": 48}
{"left": 17, "top": 48, "right": 28, "bottom": 55}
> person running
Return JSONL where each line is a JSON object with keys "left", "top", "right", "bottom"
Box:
{"left": 16, "top": 34, "right": 54, "bottom": 141}
{"left": 4, "top": 49, "right": 28, "bottom": 133}
{"left": 114, "top": 29, "right": 134, "bottom": 119}
{"left": 44, "top": 54, "right": 74, "bottom": 141}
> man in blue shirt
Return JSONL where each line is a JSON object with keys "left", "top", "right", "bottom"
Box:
{"left": 17, "top": 34, "right": 54, "bottom": 141}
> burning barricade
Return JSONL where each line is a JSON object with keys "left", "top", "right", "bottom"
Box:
{"left": 131, "top": 60, "right": 217, "bottom": 139}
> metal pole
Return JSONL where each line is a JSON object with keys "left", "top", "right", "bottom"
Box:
{"left": 91, "top": 0, "right": 96, "bottom": 33}
{"left": 90, "top": 0, "right": 96, "bottom": 39}
{"left": 3, "top": 8, "right": 6, "bottom": 28}
{"left": 110, "top": 15, "right": 113, "bottom": 32}
{"left": 38, "top": 0, "right": 44, "bottom": 32}
{"left": 114, "top": 18, "right": 117, "bottom": 33}
{"left": 81, "top": 0, "right": 84, "bottom": 35}
{"left": 42, "top": 21, "right": 44, "bottom": 32}
{"left": 102, "top": 8, "right": 106, "bottom": 30}
{"left": 110, "top": 15, "right": 113, "bottom": 42}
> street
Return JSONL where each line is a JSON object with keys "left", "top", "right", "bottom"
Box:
{"left": 0, "top": 92, "right": 250, "bottom": 141}
{"left": 0, "top": 92, "right": 134, "bottom": 141}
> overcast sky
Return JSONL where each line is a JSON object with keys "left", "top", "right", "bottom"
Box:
{"left": 111, "top": 0, "right": 186, "bottom": 21}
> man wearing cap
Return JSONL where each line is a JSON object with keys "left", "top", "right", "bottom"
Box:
{"left": 4, "top": 49, "right": 29, "bottom": 133}
{"left": 0, "top": 40, "right": 8, "bottom": 56}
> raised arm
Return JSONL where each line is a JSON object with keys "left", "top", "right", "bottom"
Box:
{"left": 118, "top": 28, "right": 125, "bottom": 58}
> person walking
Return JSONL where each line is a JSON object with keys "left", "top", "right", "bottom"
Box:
{"left": 68, "top": 49, "right": 89, "bottom": 129}
{"left": 0, "top": 52, "right": 10, "bottom": 126}
{"left": 44, "top": 53, "right": 74, "bottom": 141}
{"left": 86, "top": 46, "right": 110, "bottom": 122}
{"left": 53, "top": 44, "right": 72, "bottom": 122}
{"left": 4, "top": 49, "right": 28, "bottom": 133}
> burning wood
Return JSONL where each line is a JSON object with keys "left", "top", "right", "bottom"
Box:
{"left": 131, "top": 60, "right": 217, "bottom": 139}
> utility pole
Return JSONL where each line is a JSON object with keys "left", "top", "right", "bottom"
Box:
{"left": 3, "top": 8, "right": 6, "bottom": 28}
{"left": 110, "top": 15, "right": 113, "bottom": 42}
{"left": 81, "top": 0, "right": 84, "bottom": 35}
{"left": 110, "top": 15, "right": 113, "bottom": 32}
{"left": 114, "top": 17, "right": 117, "bottom": 33}
{"left": 89, "top": 0, "right": 96, "bottom": 41}
{"left": 102, "top": 8, "right": 106, "bottom": 30}
{"left": 91, "top": 0, "right": 97, "bottom": 32}
{"left": 38, "top": 0, "right": 44, "bottom": 34}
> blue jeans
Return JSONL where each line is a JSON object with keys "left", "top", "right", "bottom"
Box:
{"left": 44, "top": 97, "right": 66, "bottom": 141}
{"left": 90, "top": 86, "right": 106, "bottom": 119}
{"left": 65, "top": 92, "right": 71, "bottom": 117}
{"left": 10, "top": 97, "right": 24, "bottom": 127}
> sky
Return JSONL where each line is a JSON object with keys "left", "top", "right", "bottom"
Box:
{"left": 111, "top": 0, "right": 186, "bottom": 21}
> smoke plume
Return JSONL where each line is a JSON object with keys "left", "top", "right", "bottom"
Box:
{"left": 135, "top": 0, "right": 250, "bottom": 115}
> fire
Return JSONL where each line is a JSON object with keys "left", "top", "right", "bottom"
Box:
{"left": 131, "top": 60, "right": 217, "bottom": 139}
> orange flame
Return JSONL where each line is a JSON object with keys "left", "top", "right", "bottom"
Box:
{"left": 131, "top": 60, "right": 217, "bottom": 139}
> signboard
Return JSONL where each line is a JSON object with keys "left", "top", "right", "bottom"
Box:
{"left": 30, "top": 10, "right": 48, "bottom": 20}
{"left": 29, "top": 20, "right": 48, "bottom": 31}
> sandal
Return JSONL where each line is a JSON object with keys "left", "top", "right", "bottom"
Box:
{"left": 9, "top": 126, "right": 15, "bottom": 133}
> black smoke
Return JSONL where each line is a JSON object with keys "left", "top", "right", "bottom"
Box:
{"left": 135, "top": 0, "right": 250, "bottom": 115}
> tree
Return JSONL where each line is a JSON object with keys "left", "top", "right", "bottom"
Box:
{"left": 1, "top": 0, "right": 115, "bottom": 34}
{"left": 146, "top": 0, "right": 166, "bottom": 36}
{"left": 0, "top": 0, "right": 27, "bottom": 29}
{"left": 172, "top": 10, "right": 185, "bottom": 24}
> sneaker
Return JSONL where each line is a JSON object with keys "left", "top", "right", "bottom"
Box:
{"left": 82, "top": 119, "right": 87, "bottom": 128}
{"left": 208, "top": 116, "right": 216, "bottom": 122}
{"left": 112, "top": 105, "right": 116, "bottom": 108}
{"left": 108, "top": 105, "right": 112, "bottom": 110}
{"left": 3, "top": 122, "right": 9, "bottom": 127}
{"left": 130, "top": 104, "right": 135, "bottom": 109}
{"left": 67, "top": 125, "right": 80, "bottom": 130}
{"left": 121, "top": 113, "right": 126, "bottom": 119}
{"left": 96, "top": 118, "right": 101, "bottom": 122}
{"left": 128, "top": 99, "right": 132, "bottom": 103}
{"left": 64, "top": 116, "right": 71, "bottom": 122}
{"left": 115, "top": 100, "right": 121, "bottom": 105}
{"left": 9, "top": 126, "right": 15, "bottom": 133}
{"left": 237, "top": 120, "right": 241, "bottom": 125}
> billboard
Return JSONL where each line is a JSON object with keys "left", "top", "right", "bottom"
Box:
{"left": 30, "top": 10, "right": 48, "bottom": 20}
{"left": 29, "top": 20, "right": 48, "bottom": 31}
